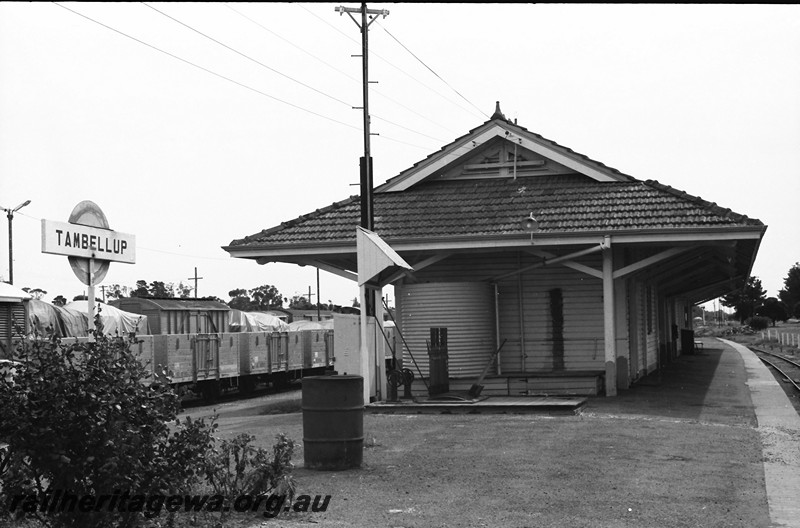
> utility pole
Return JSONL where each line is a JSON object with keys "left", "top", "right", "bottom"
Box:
{"left": 316, "top": 267, "right": 321, "bottom": 321}
{"left": 337, "top": 3, "right": 390, "bottom": 403}
{"left": 336, "top": 2, "right": 388, "bottom": 317}
{"left": 189, "top": 267, "right": 203, "bottom": 298}
{"left": 307, "top": 285, "right": 315, "bottom": 307}
{"left": 2, "top": 199, "right": 31, "bottom": 285}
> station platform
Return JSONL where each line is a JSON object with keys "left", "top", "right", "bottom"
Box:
{"left": 367, "top": 393, "right": 586, "bottom": 415}
{"left": 586, "top": 337, "right": 800, "bottom": 528}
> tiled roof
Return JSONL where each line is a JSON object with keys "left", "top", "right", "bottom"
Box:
{"left": 227, "top": 174, "right": 763, "bottom": 249}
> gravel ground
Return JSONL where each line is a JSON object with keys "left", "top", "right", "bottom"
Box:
{"left": 183, "top": 342, "right": 774, "bottom": 528}
{"left": 196, "top": 411, "right": 767, "bottom": 528}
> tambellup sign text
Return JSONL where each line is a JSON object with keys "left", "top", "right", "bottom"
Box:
{"left": 41, "top": 220, "right": 135, "bottom": 264}
{"left": 41, "top": 200, "right": 136, "bottom": 326}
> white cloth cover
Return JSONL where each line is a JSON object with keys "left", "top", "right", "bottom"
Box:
{"left": 228, "top": 310, "right": 289, "bottom": 332}
{"left": 287, "top": 319, "right": 334, "bottom": 331}
{"left": 65, "top": 301, "right": 150, "bottom": 336}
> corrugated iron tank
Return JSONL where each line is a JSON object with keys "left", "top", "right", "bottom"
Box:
{"left": 396, "top": 282, "right": 495, "bottom": 378}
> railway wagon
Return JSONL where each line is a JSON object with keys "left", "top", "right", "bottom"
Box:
{"left": 238, "top": 331, "right": 288, "bottom": 394}
{"left": 109, "top": 298, "right": 334, "bottom": 398}
{"left": 37, "top": 327, "right": 334, "bottom": 401}
{"left": 118, "top": 331, "right": 334, "bottom": 401}
{"left": 146, "top": 330, "right": 333, "bottom": 401}
{"left": 287, "top": 329, "right": 333, "bottom": 372}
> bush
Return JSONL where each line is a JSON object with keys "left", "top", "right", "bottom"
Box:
{"left": 747, "top": 316, "right": 771, "bottom": 331}
{"left": 202, "top": 433, "right": 296, "bottom": 524}
{"left": 0, "top": 325, "right": 216, "bottom": 527}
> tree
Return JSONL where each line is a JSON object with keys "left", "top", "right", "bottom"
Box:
{"left": 721, "top": 276, "right": 766, "bottom": 323}
{"left": 289, "top": 295, "right": 314, "bottom": 310}
{"left": 21, "top": 287, "right": 46, "bottom": 300}
{"left": 227, "top": 285, "right": 284, "bottom": 311}
{"left": 203, "top": 296, "right": 225, "bottom": 303}
{"left": 755, "top": 297, "right": 788, "bottom": 326}
{"left": 103, "top": 284, "right": 129, "bottom": 301}
{"left": 779, "top": 262, "right": 800, "bottom": 318}
{"left": 129, "top": 280, "right": 177, "bottom": 299}
{"left": 227, "top": 288, "right": 252, "bottom": 311}
{"left": 51, "top": 295, "right": 67, "bottom": 307}
{"left": 148, "top": 281, "right": 174, "bottom": 298}
{"left": 176, "top": 281, "right": 193, "bottom": 298}
{"left": 130, "top": 280, "right": 151, "bottom": 298}
{"left": 0, "top": 325, "right": 216, "bottom": 527}
{"left": 250, "top": 285, "right": 284, "bottom": 310}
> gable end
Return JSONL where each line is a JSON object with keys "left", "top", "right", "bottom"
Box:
{"left": 378, "top": 120, "right": 634, "bottom": 193}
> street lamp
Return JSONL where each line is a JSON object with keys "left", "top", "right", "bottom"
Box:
{"left": 2, "top": 200, "right": 31, "bottom": 285}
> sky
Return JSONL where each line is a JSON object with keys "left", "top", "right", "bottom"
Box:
{"left": 1, "top": 2, "right": 798, "bottom": 310}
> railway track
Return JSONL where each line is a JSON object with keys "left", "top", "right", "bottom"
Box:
{"left": 750, "top": 347, "right": 800, "bottom": 410}
{"left": 180, "top": 379, "right": 301, "bottom": 409}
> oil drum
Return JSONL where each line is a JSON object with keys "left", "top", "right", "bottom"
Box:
{"left": 302, "top": 375, "right": 364, "bottom": 470}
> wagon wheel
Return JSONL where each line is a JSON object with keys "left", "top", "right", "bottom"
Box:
{"left": 387, "top": 369, "right": 405, "bottom": 389}
{"left": 401, "top": 368, "right": 414, "bottom": 385}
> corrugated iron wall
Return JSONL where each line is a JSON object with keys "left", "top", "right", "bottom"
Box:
{"left": 496, "top": 260, "right": 604, "bottom": 373}
{"left": 397, "top": 281, "right": 495, "bottom": 378}
{"left": 396, "top": 251, "right": 607, "bottom": 377}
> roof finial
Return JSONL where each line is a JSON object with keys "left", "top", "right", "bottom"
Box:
{"left": 491, "top": 101, "right": 506, "bottom": 121}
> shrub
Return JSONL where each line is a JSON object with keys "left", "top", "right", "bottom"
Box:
{"left": 0, "top": 324, "right": 216, "bottom": 528}
{"left": 747, "top": 316, "right": 771, "bottom": 331}
{"left": 202, "top": 433, "right": 296, "bottom": 524}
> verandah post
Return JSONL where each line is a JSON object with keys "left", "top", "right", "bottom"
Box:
{"left": 602, "top": 237, "right": 617, "bottom": 396}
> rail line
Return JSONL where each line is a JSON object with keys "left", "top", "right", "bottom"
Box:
{"left": 180, "top": 378, "right": 301, "bottom": 409}
{"left": 751, "top": 347, "right": 800, "bottom": 394}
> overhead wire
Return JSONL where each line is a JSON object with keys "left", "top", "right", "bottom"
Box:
{"left": 53, "top": 2, "right": 362, "bottom": 132}
{"left": 297, "top": 4, "right": 486, "bottom": 124}
{"left": 51, "top": 4, "right": 463, "bottom": 152}
{"left": 12, "top": 211, "right": 232, "bottom": 262}
{"left": 376, "top": 21, "right": 490, "bottom": 120}
{"left": 140, "top": 2, "right": 444, "bottom": 149}
{"left": 9, "top": 6, "right": 491, "bottom": 293}
{"left": 227, "top": 3, "right": 452, "bottom": 143}
{"left": 223, "top": 3, "right": 360, "bottom": 84}
{"left": 143, "top": 2, "right": 355, "bottom": 110}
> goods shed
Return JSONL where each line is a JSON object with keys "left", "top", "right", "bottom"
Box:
{"left": 223, "top": 104, "right": 766, "bottom": 398}
{"left": 110, "top": 297, "right": 230, "bottom": 335}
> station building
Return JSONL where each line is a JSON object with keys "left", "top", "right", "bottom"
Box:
{"left": 223, "top": 105, "right": 766, "bottom": 397}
